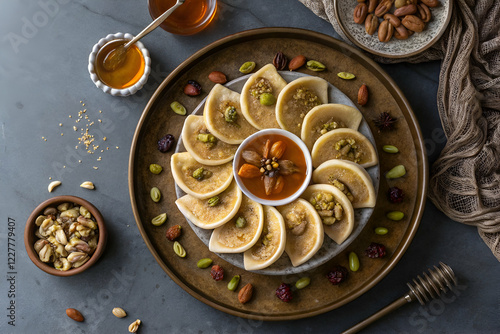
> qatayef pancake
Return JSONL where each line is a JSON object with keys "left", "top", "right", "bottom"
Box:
{"left": 243, "top": 206, "right": 286, "bottom": 271}
{"left": 311, "top": 128, "right": 378, "bottom": 168}
{"left": 313, "top": 160, "right": 376, "bottom": 209}
{"left": 209, "top": 195, "right": 264, "bottom": 253}
{"left": 277, "top": 199, "right": 324, "bottom": 267}
{"left": 182, "top": 115, "right": 237, "bottom": 166}
{"left": 240, "top": 64, "right": 287, "bottom": 129}
{"left": 171, "top": 152, "right": 233, "bottom": 200}
{"left": 276, "top": 76, "right": 329, "bottom": 137}
{"left": 300, "top": 184, "right": 355, "bottom": 245}
{"left": 301, "top": 104, "right": 363, "bottom": 150}
{"left": 175, "top": 180, "right": 242, "bottom": 229}
{"left": 203, "top": 84, "right": 257, "bottom": 144}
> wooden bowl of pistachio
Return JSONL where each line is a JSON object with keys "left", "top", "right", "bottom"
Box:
{"left": 24, "top": 195, "right": 107, "bottom": 276}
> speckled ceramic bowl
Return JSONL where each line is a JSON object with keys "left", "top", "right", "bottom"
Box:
{"left": 334, "top": 0, "right": 452, "bottom": 58}
{"left": 24, "top": 195, "right": 107, "bottom": 276}
{"left": 88, "top": 32, "right": 151, "bottom": 97}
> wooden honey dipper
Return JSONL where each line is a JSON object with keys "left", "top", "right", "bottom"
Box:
{"left": 342, "top": 262, "right": 457, "bottom": 334}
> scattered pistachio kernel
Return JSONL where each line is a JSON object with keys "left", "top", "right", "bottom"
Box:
{"left": 48, "top": 180, "right": 61, "bottom": 192}
{"left": 112, "top": 307, "right": 127, "bottom": 318}
{"left": 235, "top": 216, "right": 246, "bottom": 228}
{"left": 192, "top": 167, "right": 205, "bottom": 180}
{"left": 239, "top": 61, "right": 256, "bottom": 74}
{"left": 224, "top": 106, "right": 238, "bottom": 123}
{"left": 349, "top": 252, "right": 360, "bottom": 272}
{"left": 306, "top": 60, "right": 326, "bottom": 71}
{"left": 197, "top": 258, "right": 213, "bottom": 269}
{"left": 295, "top": 277, "right": 311, "bottom": 289}
{"left": 197, "top": 133, "right": 217, "bottom": 143}
{"left": 170, "top": 101, "right": 187, "bottom": 115}
{"left": 207, "top": 196, "right": 220, "bottom": 207}
{"left": 337, "top": 72, "right": 356, "bottom": 80}
{"left": 386, "top": 165, "right": 407, "bottom": 179}
{"left": 227, "top": 275, "right": 241, "bottom": 291}
{"left": 150, "top": 187, "right": 161, "bottom": 202}
{"left": 387, "top": 211, "right": 405, "bottom": 221}
{"left": 173, "top": 241, "right": 186, "bottom": 258}
{"left": 375, "top": 227, "right": 389, "bottom": 235}
{"left": 79, "top": 181, "right": 95, "bottom": 190}
{"left": 382, "top": 145, "right": 399, "bottom": 153}
{"left": 151, "top": 213, "right": 167, "bottom": 226}
{"left": 149, "top": 163, "right": 163, "bottom": 174}
{"left": 259, "top": 93, "right": 276, "bottom": 106}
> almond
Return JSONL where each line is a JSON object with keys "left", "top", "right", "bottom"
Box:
{"left": 238, "top": 164, "right": 261, "bottom": 178}
{"left": 66, "top": 308, "right": 84, "bottom": 322}
{"left": 358, "top": 84, "right": 369, "bottom": 106}
{"left": 288, "top": 55, "right": 306, "bottom": 71}
{"left": 208, "top": 71, "right": 227, "bottom": 84}
{"left": 238, "top": 283, "right": 253, "bottom": 304}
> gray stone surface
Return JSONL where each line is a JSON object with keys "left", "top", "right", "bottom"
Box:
{"left": 0, "top": 0, "right": 498, "bottom": 333}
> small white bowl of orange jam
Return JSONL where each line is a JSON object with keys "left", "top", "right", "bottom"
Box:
{"left": 88, "top": 33, "right": 151, "bottom": 97}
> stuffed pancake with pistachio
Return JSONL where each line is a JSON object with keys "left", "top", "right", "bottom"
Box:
{"left": 240, "top": 64, "right": 287, "bottom": 129}
{"left": 301, "top": 103, "right": 363, "bottom": 151}
{"left": 209, "top": 195, "right": 264, "bottom": 253}
{"left": 311, "top": 128, "right": 378, "bottom": 168}
{"left": 313, "top": 160, "right": 376, "bottom": 209}
{"left": 204, "top": 84, "right": 257, "bottom": 144}
{"left": 171, "top": 152, "right": 233, "bottom": 200}
{"left": 243, "top": 205, "right": 286, "bottom": 271}
{"left": 300, "top": 184, "right": 354, "bottom": 245}
{"left": 277, "top": 198, "right": 324, "bottom": 267}
{"left": 276, "top": 76, "right": 329, "bottom": 137}
{"left": 175, "top": 180, "right": 242, "bottom": 229}
{"left": 182, "top": 115, "right": 238, "bottom": 166}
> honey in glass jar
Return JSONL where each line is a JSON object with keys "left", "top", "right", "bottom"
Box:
{"left": 148, "top": 0, "right": 217, "bottom": 35}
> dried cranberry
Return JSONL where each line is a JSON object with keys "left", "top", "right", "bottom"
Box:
{"left": 210, "top": 265, "right": 224, "bottom": 281}
{"left": 388, "top": 187, "right": 404, "bottom": 203}
{"left": 327, "top": 265, "right": 348, "bottom": 285}
{"left": 157, "top": 134, "right": 175, "bottom": 153}
{"left": 365, "top": 242, "right": 387, "bottom": 258}
{"left": 275, "top": 283, "right": 293, "bottom": 302}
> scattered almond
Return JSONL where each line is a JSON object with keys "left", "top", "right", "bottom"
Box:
{"left": 80, "top": 181, "right": 95, "bottom": 190}
{"left": 66, "top": 308, "right": 84, "bottom": 322}
{"left": 48, "top": 180, "right": 61, "bottom": 193}
{"left": 238, "top": 283, "right": 253, "bottom": 304}
{"left": 288, "top": 55, "right": 306, "bottom": 71}
{"left": 128, "top": 319, "right": 141, "bottom": 333}
{"left": 112, "top": 307, "right": 127, "bottom": 318}
{"left": 358, "top": 84, "right": 369, "bottom": 106}
{"left": 208, "top": 71, "right": 227, "bottom": 84}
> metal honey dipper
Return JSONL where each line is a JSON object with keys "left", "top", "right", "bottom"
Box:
{"left": 342, "top": 262, "right": 457, "bottom": 334}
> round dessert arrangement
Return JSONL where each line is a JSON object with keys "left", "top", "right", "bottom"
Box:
{"left": 129, "top": 28, "right": 427, "bottom": 320}
{"left": 172, "top": 67, "right": 379, "bottom": 275}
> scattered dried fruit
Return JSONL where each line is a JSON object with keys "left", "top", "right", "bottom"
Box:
{"left": 388, "top": 186, "right": 404, "bottom": 203}
{"left": 211, "top": 264, "right": 224, "bottom": 281}
{"left": 365, "top": 242, "right": 387, "bottom": 258}
{"left": 273, "top": 52, "right": 288, "bottom": 70}
{"left": 238, "top": 283, "right": 253, "bottom": 304}
{"left": 184, "top": 80, "right": 202, "bottom": 96}
{"left": 165, "top": 224, "right": 182, "bottom": 241}
{"left": 66, "top": 308, "right": 84, "bottom": 322}
{"left": 157, "top": 134, "right": 175, "bottom": 152}
{"left": 48, "top": 180, "right": 61, "bottom": 192}
{"left": 288, "top": 55, "right": 306, "bottom": 71}
{"left": 276, "top": 283, "right": 293, "bottom": 302}
{"left": 327, "top": 265, "right": 348, "bottom": 285}
{"left": 358, "top": 84, "right": 369, "bottom": 106}
{"left": 374, "top": 112, "right": 397, "bottom": 131}
{"left": 128, "top": 319, "right": 141, "bottom": 333}
{"left": 208, "top": 71, "right": 227, "bottom": 84}
{"left": 112, "top": 307, "right": 127, "bottom": 318}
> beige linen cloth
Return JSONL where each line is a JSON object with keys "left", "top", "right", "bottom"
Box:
{"left": 299, "top": 0, "right": 500, "bottom": 261}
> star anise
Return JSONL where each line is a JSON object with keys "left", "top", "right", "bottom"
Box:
{"left": 374, "top": 112, "right": 397, "bottom": 131}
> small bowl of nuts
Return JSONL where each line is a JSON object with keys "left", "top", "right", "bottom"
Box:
{"left": 24, "top": 195, "right": 107, "bottom": 276}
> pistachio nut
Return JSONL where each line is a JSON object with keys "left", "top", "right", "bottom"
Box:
{"left": 151, "top": 213, "right": 167, "bottom": 226}
{"left": 306, "top": 60, "right": 326, "bottom": 72}
{"left": 149, "top": 163, "right": 163, "bottom": 174}
{"left": 378, "top": 19, "right": 394, "bottom": 42}
{"left": 365, "top": 14, "right": 379, "bottom": 35}
{"left": 150, "top": 187, "right": 161, "bottom": 202}
{"left": 239, "top": 61, "right": 256, "bottom": 74}
{"left": 170, "top": 101, "right": 187, "bottom": 115}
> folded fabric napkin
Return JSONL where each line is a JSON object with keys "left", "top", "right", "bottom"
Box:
{"left": 299, "top": 0, "right": 500, "bottom": 261}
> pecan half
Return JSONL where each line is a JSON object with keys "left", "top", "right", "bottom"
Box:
{"left": 383, "top": 13, "right": 401, "bottom": 27}
{"left": 378, "top": 19, "right": 394, "bottom": 42}
{"left": 420, "top": 0, "right": 439, "bottom": 8}
{"left": 394, "top": 4, "right": 417, "bottom": 16}
{"left": 365, "top": 14, "right": 379, "bottom": 35}
{"left": 416, "top": 3, "right": 432, "bottom": 23}
{"left": 273, "top": 52, "right": 287, "bottom": 71}
{"left": 393, "top": 24, "right": 410, "bottom": 40}
{"left": 367, "top": 0, "right": 379, "bottom": 13}
{"left": 374, "top": 0, "right": 394, "bottom": 17}
{"left": 353, "top": 3, "right": 368, "bottom": 24}
{"left": 402, "top": 15, "right": 425, "bottom": 32}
